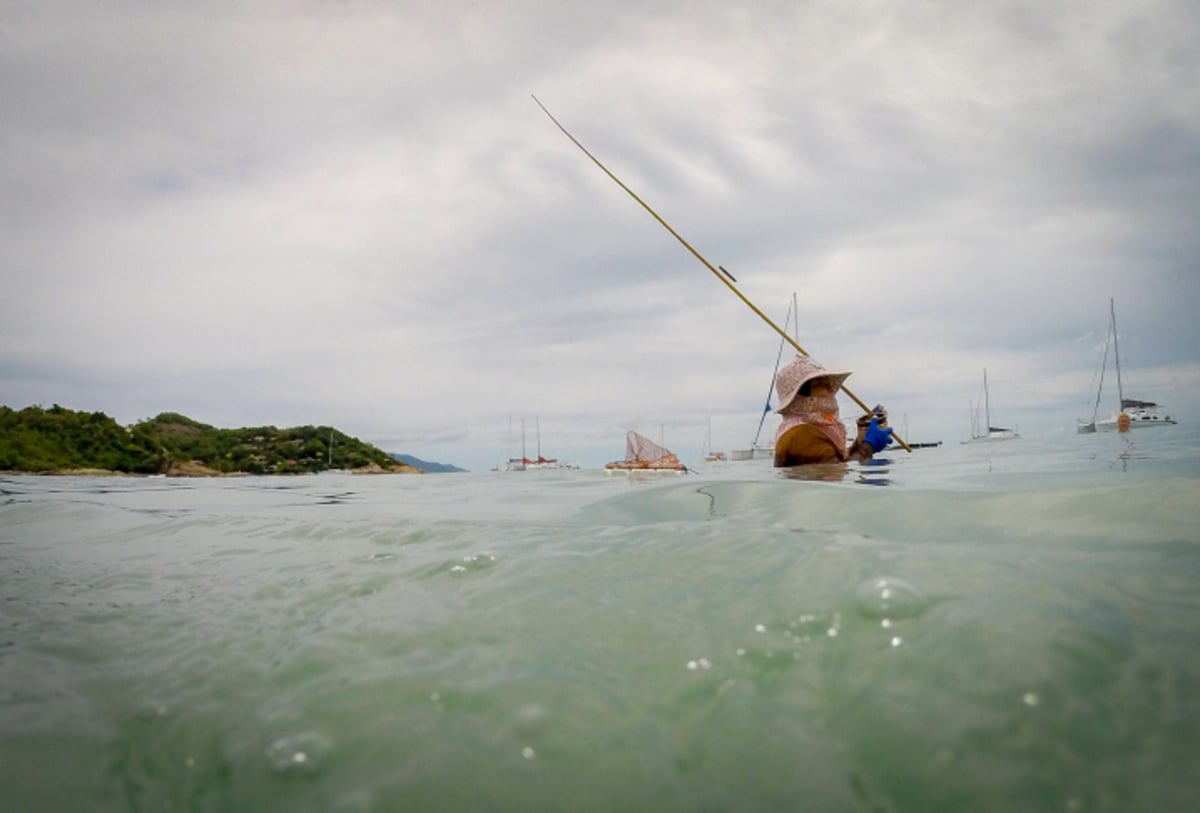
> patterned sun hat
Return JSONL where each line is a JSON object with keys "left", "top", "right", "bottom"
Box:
{"left": 774, "top": 355, "right": 852, "bottom": 413}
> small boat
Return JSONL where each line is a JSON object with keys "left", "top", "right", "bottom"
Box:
{"left": 966, "top": 368, "right": 1019, "bottom": 442}
{"left": 1079, "top": 298, "right": 1176, "bottom": 433}
{"left": 898, "top": 414, "right": 941, "bottom": 448}
{"left": 729, "top": 444, "right": 772, "bottom": 461}
{"left": 605, "top": 431, "right": 688, "bottom": 475}
{"left": 702, "top": 418, "right": 726, "bottom": 462}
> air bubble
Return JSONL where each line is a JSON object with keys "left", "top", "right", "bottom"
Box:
{"left": 265, "top": 733, "right": 329, "bottom": 774}
{"left": 854, "top": 577, "right": 929, "bottom": 619}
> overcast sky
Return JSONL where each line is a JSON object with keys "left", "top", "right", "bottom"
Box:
{"left": 3, "top": 1, "right": 1198, "bottom": 471}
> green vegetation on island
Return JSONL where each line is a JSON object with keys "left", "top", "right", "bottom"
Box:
{"left": 0, "top": 405, "right": 420, "bottom": 475}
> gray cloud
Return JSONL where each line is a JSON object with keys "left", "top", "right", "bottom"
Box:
{"left": 3, "top": 1, "right": 1197, "bottom": 471}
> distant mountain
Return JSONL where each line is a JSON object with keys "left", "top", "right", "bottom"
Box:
{"left": 390, "top": 453, "right": 467, "bottom": 473}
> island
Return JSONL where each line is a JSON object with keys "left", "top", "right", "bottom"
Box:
{"left": 0, "top": 404, "right": 421, "bottom": 476}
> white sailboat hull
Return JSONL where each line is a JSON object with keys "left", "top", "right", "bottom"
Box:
{"left": 1094, "top": 413, "right": 1177, "bottom": 431}
{"left": 730, "top": 445, "right": 773, "bottom": 460}
{"left": 967, "top": 430, "right": 1020, "bottom": 443}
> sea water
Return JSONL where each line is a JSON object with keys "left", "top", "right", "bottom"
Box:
{"left": 2, "top": 429, "right": 1199, "bottom": 812}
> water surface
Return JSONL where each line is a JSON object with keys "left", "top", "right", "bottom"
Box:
{"left": 3, "top": 430, "right": 1198, "bottom": 811}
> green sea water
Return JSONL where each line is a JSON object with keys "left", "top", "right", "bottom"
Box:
{"left": 2, "top": 430, "right": 1199, "bottom": 812}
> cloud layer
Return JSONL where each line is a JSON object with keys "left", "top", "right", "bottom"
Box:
{"left": 3, "top": 1, "right": 1198, "bottom": 469}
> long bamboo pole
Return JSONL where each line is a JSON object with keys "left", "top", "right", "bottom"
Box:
{"left": 532, "top": 95, "right": 910, "bottom": 452}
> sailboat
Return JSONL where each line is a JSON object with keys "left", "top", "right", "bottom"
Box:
{"left": 702, "top": 417, "right": 726, "bottom": 462}
{"left": 605, "top": 431, "right": 688, "bottom": 475}
{"left": 732, "top": 294, "right": 797, "bottom": 461}
{"left": 319, "top": 428, "right": 353, "bottom": 474}
{"left": 505, "top": 417, "right": 561, "bottom": 470}
{"left": 1079, "top": 298, "right": 1176, "bottom": 432}
{"left": 523, "top": 417, "right": 560, "bottom": 469}
{"left": 966, "top": 368, "right": 1019, "bottom": 442}
{"left": 504, "top": 416, "right": 527, "bottom": 470}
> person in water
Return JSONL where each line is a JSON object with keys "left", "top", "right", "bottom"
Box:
{"left": 773, "top": 355, "right": 893, "bottom": 467}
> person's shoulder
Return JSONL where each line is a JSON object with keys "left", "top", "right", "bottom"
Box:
{"left": 780, "top": 424, "right": 828, "bottom": 442}
{"left": 779, "top": 423, "right": 824, "bottom": 451}
{"left": 777, "top": 424, "right": 843, "bottom": 465}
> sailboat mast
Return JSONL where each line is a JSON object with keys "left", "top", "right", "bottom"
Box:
{"left": 1110, "top": 297, "right": 1124, "bottom": 410}
{"left": 752, "top": 296, "right": 796, "bottom": 448}
{"left": 983, "top": 368, "right": 992, "bottom": 433}
{"left": 1091, "top": 327, "right": 1110, "bottom": 423}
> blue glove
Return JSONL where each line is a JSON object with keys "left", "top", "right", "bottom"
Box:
{"left": 863, "top": 418, "right": 893, "bottom": 452}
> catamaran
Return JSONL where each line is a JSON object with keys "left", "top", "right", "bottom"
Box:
{"left": 505, "top": 417, "right": 561, "bottom": 469}
{"left": 1078, "top": 298, "right": 1176, "bottom": 433}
